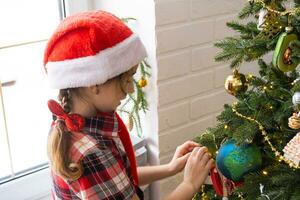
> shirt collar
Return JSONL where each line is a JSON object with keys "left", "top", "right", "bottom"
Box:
{"left": 83, "top": 111, "right": 119, "bottom": 138}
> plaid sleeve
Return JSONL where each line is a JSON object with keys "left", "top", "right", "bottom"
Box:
{"left": 69, "top": 149, "right": 136, "bottom": 200}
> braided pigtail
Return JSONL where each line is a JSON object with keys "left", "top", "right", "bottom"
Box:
{"left": 47, "top": 89, "right": 83, "bottom": 181}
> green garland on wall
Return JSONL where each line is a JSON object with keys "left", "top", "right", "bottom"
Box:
{"left": 118, "top": 17, "right": 152, "bottom": 137}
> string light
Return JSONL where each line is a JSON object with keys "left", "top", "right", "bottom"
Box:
{"left": 232, "top": 105, "right": 300, "bottom": 169}
{"left": 238, "top": 193, "right": 245, "bottom": 200}
{"left": 262, "top": 170, "right": 268, "bottom": 176}
{"left": 246, "top": 74, "right": 253, "bottom": 82}
{"left": 224, "top": 124, "right": 229, "bottom": 129}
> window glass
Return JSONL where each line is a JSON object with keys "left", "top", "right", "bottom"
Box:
{"left": 0, "top": 0, "right": 60, "bottom": 181}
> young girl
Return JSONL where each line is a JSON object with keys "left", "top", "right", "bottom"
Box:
{"left": 44, "top": 10, "right": 214, "bottom": 200}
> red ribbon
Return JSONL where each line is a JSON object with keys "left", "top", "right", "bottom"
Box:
{"left": 211, "top": 167, "right": 224, "bottom": 196}
{"left": 48, "top": 99, "right": 85, "bottom": 132}
{"left": 210, "top": 167, "right": 243, "bottom": 196}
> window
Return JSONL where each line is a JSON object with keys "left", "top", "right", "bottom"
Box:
{"left": 0, "top": 1, "right": 154, "bottom": 199}
{"left": 0, "top": 0, "right": 61, "bottom": 183}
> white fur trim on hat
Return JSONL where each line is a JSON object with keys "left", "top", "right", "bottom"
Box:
{"left": 46, "top": 34, "right": 147, "bottom": 89}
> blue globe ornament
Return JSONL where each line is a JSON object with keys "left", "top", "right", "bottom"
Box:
{"left": 216, "top": 139, "right": 262, "bottom": 182}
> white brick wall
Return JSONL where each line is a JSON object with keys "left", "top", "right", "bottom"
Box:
{"left": 157, "top": 50, "right": 190, "bottom": 81}
{"left": 155, "top": 0, "right": 245, "bottom": 198}
{"left": 158, "top": 71, "right": 214, "bottom": 106}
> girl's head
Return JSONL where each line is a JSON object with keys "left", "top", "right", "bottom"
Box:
{"left": 62, "top": 65, "right": 138, "bottom": 116}
{"left": 81, "top": 65, "right": 138, "bottom": 112}
{"left": 44, "top": 10, "right": 146, "bottom": 180}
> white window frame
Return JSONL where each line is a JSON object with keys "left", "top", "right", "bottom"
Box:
{"left": 0, "top": 167, "right": 52, "bottom": 200}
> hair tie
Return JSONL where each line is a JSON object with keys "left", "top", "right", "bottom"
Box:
{"left": 47, "top": 99, "right": 85, "bottom": 132}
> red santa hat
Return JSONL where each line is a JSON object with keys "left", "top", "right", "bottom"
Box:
{"left": 44, "top": 10, "right": 147, "bottom": 89}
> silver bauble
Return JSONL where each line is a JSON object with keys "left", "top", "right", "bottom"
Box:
{"left": 292, "top": 92, "right": 300, "bottom": 106}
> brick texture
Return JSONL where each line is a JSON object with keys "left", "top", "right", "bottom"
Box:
{"left": 158, "top": 50, "right": 190, "bottom": 81}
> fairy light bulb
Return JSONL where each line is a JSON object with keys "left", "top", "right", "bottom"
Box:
{"left": 262, "top": 170, "right": 268, "bottom": 176}
{"left": 263, "top": 86, "right": 268, "bottom": 90}
{"left": 278, "top": 155, "right": 284, "bottom": 162}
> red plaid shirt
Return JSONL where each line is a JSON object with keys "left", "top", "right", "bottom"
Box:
{"left": 50, "top": 112, "right": 141, "bottom": 200}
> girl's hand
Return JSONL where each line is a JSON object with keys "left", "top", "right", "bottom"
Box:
{"left": 183, "top": 147, "right": 214, "bottom": 194}
{"left": 168, "top": 141, "right": 200, "bottom": 175}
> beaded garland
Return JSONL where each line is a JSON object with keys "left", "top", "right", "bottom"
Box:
{"left": 231, "top": 103, "right": 300, "bottom": 169}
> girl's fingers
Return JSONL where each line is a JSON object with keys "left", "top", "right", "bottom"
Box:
{"left": 179, "top": 141, "right": 200, "bottom": 154}
{"left": 205, "top": 159, "right": 215, "bottom": 170}
{"left": 203, "top": 152, "right": 211, "bottom": 161}
{"left": 185, "top": 140, "right": 200, "bottom": 147}
{"left": 179, "top": 152, "right": 192, "bottom": 163}
{"left": 190, "top": 147, "right": 201, "bottom": 158}
{"left": 187, "top": 142, "right": 201, "bottom": 151}
{"left": 195, "top": 147, "right": 208, "bottom": 160}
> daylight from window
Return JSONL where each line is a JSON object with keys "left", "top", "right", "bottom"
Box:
{"left": 0, "top": 0, "right": 61, "bottom": 180}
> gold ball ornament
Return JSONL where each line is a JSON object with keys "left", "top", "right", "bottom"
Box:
{"left": 138, "top": 77, "right": 148, "bottom": 88}
{"left": 225, "top": 70, "right": 248, "bottom": 96}
{"left": 288, "top": 113, "right": 300, "bottom": 129}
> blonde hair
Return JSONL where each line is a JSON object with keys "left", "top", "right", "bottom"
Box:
{"left": 47, "top": 72, "right": 130, "bottom": 181}
{"left": 47, "top": 89, "right": 83, "bottom": 181}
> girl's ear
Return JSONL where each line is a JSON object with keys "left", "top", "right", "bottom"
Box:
{"left": 120, "top": 66, "right": 138, "bottom": 94}
{"left": 120, "top": 73, "right": 135, "bottom": 94}
{"left": 89, "top": 85, "right": 100, "bottom": 95}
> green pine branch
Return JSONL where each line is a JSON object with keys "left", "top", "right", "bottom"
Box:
{"left": 215, "top": 36, "right": 275, "bottom": 68}
{"left": 238, "top": 1, "right": 263, "bottom": 19}
{"left": 118, "top": 59, "right": 151, "bottom": 137}
{"left": 227, "top": 21, "right": 260, "bottom": 38}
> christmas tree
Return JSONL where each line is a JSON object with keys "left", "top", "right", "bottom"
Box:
{"left": 194, "top": 0, "right": 300, "bottom": 199}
